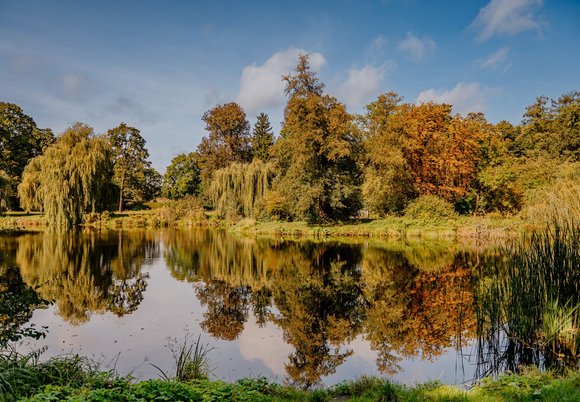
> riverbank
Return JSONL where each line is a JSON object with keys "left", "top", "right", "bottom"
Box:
{"left": 10, "top": 366, "right": 580, "bottom": 401}
{"left": 0, "top": 210, "right": 534, "bottom": 240}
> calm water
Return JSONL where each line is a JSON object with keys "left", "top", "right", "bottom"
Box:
{"left": 1, "top": 229, "right": 502, "bottom": 388}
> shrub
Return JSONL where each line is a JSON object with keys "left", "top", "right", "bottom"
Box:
{"left": 404, "top": 195, "right": 457, "bottom": 222}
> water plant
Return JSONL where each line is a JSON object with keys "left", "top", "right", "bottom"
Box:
{"left": 476, "top": 221, "right": 580, "bottom": 377}
{"left": 151, "top": 332, "right": 214, "bottom": 381}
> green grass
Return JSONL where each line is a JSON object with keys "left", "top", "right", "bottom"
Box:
{"left": 230, "top": 214, "right": 526, "bottom": 240}
{"left": 17, "top": 369, "right": 580, "bottom": 401}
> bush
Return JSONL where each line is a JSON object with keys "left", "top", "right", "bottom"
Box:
{"left": 404, "top": 195, "right": 457, "bottom": 223}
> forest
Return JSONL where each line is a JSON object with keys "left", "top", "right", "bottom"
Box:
{"left": 1, "top": 54, "right": 579, "bottom": 228}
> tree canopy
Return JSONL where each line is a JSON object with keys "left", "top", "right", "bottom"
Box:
{"left": 269, "top": 55, "right": 362, "bottom": 223}
{"left": 0, "top": 102, "right": 53, "bottom": 208}
{"left": 251, "top": 113, "right": 274, "bottom": 162}
{"left": 107, "top": 123, "right": 151, "bottom": 212}
{"left": 18, "top": 123, "right": 113, "bottom": 227}
{"left": 196, "top": 102, "right": 252, "bottom": 185}
{"left": 162, "top": 152, "right": 201, "bottom": 199}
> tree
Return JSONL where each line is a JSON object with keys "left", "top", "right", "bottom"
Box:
{"left": 251, "top": 113, "right": 274, "bottom": 162}
{"left": 143, "top": 167, "right": 163, "bottom": 201}
{"left": 196, "top": 102, "right": 252, "bottom": 185}
{"left": 18, "top": 123, "right": 113, "bottom": 228}
{"left": 360, "top": 92, "right": 415, "bottom": 216}
{"left": 0, "top": 170, "right": 13, "bottom": 213}
{"left": 269, "top": 55, "right": 363, "bottom": 223}
{"left": 208, "top": 160, "right": 274, "bottom": 219}
{"left": 106, "top": 123, "right": 150, "bottom": 212}
{"left": 0, "top": 102, "right": 53, "bottom": 208}
{"left": 162, "top": 152, "right": 201, "bottom": 199}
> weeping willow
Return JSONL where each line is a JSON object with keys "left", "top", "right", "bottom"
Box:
{"left": 208, "top": 160, "right": 274, "bottom": 219}
{"left": 0, "top": 170, "right": 12, "bottom": 213}
{"left": 18, "top": 123, "right": 113, "bottom": 227}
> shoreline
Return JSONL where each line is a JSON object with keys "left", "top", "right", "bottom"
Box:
{"left": 0, "top": 211, "right": 537, "bottom": 241}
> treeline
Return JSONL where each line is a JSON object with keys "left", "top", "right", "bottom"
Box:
{"left": 0, "top": 106, "right": 162, "bottom": 226}
{"left": 1, "top": 55, "right": 579, "bottom": 226}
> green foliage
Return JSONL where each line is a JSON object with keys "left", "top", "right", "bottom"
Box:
{"left": 271, "top": 55, "right": 363, "bottom": 223}
{"left": 208, "top": 160, "right": 274, "bottom": 219}
{"left": 476, "top": 160, "right": 523, "bottom": 214}
{"left": 0, "top": 349, "right": 118, "bottom": 401}
{"left": 477, "top": 222, "right": 580, "bottom": 375}
{"left": 0, "top": 170, "right": 13, "bottom": 213}
{"left": 154, "top": 196, "right": 207, "bottom": 226}
{"left": 162, "top": 152, "right": 201, "bottom": 199}
{"left": 17, "top": 123, "right": 113, "bottom": 228}
{"left": 107, "top": 123, "right": 152, "bottom": 212}
{"left": 404, "top": 195, "right": 457, "bottom": 223}
{"left": 517, "top": 91, "right": 580, "bottom": 161}
{"left": 251, "top": 113, "right": 275, "bottom": 162}
{"left": 152, "top": 333, "right": 214, "bottom": 381}
{"left": 0, "top": 102, "right": 54, "bottom": 208}
{"left": 196, "top": 102, "right": 252, "bottom": 185}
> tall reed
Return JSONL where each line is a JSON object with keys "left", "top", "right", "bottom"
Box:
{"left": 475, "top": 221, "right": 580, "bottom": 377}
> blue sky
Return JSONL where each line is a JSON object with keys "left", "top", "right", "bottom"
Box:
{"left": 1, "top": 0, "right": 579, "bottom": 171}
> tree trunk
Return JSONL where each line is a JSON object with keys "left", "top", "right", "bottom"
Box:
{"left": 118, "top": 174, "right": 125, "bottom": 213}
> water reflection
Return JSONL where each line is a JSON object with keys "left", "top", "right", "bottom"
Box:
{"left": 161, "top": 231, "right": 480, "bottom": 387}
{"left": 7, "top": 228, "right": 566, "bottom": 388}
{"left": 8, "top": 231, "right": 158, "bottom": 324}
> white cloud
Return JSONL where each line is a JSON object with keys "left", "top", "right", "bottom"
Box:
{"left": 336, "top": 65, "right": 386, "bottom": 110}
{"left": 236, "top": 48, "right": 325, "bottom": 115}
{"left": 479, "top": 47, "right": 510, "bottom": 70}
{"left": 398, "top": 32, "right": 436, "bottom": 62}
{"left": 417, "top": 82, "right": 489, "bottom": 115}
{"left": 471, "top": 0, "right": 543, "bottom": 41}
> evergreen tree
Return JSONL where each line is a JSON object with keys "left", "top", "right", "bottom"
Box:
{"left": 269, "top": 55, "right": 362, "bottom": 223}
{"left": 251, "top": 113, "right": 274, "bottom": 162}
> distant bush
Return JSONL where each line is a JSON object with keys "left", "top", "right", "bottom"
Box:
{"left": 404, "top": 195, "right": 457, "bottom": 223}
{"left": 155, "top": 196, "right": 206, "bottom": 226}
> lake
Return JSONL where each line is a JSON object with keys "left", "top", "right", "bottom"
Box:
{"left": 0, "top": 229, "right": 507, "bottom": 388}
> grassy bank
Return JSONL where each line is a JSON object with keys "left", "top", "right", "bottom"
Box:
{"left": 6, "top": 363, "right": 580, "bottom": 401}
{"left": 0, "top": 210, "right": 533, "bottom": 241}
{"left": 230, "top": 215, "right": 531, "bottom": 240}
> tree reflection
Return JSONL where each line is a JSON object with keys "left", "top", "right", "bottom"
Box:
{"left": 0, "top": 265, "right": 51, "bottom": 347}
{"left": 14, "top": 230, "right": 157, "bottom": 324}
{"left": 161, "top": 229, "right": 481, "bottom": 387}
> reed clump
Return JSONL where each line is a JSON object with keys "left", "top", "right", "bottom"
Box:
{"left": 476, "top": 221, "right": 580, "bottom": 375}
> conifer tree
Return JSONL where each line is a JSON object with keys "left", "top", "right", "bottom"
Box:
{"left": 269, "top": 55, "right": 362, "bottom": 222}
{"left": 251, "top": 113, "right": 274, "bottom": 162}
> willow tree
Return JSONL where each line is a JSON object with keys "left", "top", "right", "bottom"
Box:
{"left": 269, "top": 55, "right": 362, "bottom": 223}
{"left": 18, "top": 123, "right": 113, "bottom": 228}
{"left": 107, "top": 123, "right": 150, "bottom": 212}
{"left": 208, "top": 160, "right": 274, "bottom": 219}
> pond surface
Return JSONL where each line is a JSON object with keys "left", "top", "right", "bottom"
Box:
{"left": 0, "top": 229, "right": 502, "bottom": 387}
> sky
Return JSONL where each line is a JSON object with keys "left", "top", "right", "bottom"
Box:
{"left": 1, "top": 0, "right": 579, "bottom": 172}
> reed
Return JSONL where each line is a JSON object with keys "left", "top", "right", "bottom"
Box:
{"left": 476, "top": 221, "right": 580, "bottom": 377}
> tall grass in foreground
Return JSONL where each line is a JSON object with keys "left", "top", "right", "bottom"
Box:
{"left": 0, "top": 347, "right": 117, "bottom": 401}
{"left": 150, "top": 332, "right": 214, "bottom": 381}
{"left": 476, "top": 221, "right": 580, "bottom": 377}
